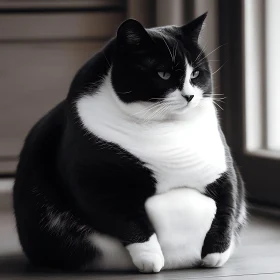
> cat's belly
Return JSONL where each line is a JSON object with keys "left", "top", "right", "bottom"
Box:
{"left": 88, "top": 188, "right": 216, "bottom": 271}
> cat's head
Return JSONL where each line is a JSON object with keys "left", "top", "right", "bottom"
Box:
{"left": 110, "top": 13, "right": 212, "bottom": 121}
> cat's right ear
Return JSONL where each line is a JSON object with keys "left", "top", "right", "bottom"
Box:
{"left": 117, "top": 19, "right": 154, "bottom": 52}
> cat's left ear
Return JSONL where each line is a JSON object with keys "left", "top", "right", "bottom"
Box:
{"left": 180, "top": 12, "right": 207, "bottom": 43}
{"left": 117, "top": 19, "right": 154, "bottom": 52}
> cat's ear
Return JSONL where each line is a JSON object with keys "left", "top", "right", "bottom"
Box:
{"left": 180, "top": 12, "right": 207, "bottom": 43}
{"left": 117, "top": 19, "right": 154, "bottom": 52}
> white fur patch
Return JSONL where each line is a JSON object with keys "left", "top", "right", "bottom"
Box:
{"left": 126, "top": 234, "right": 164, "bottom": 273}
{"left": 183, "top": 60, "right": 204, "bottom": 108}
{"left": 145, "top": 188, "right": 216, "bottom": 269}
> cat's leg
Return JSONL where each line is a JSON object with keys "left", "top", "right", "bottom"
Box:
{"left": 88, "top": 209, "right": 164, "bottom": 273}
{"left": 126, "top": 231, "right": 164, "bottom": 273}
{"left": 201, "top": 171, "right": 245, "bottom": 267}
{"left": 66, "top": 174, "right": 164, "bottom": 272}
{"left": 15, "top": 180, "right": 163, "bottom": 272}
{"left": 14, "top": 186, "right": 97, "bottom": 270}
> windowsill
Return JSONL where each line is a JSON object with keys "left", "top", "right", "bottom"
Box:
{"left": 245, "top": 149, "right": 280, "bottom": 160}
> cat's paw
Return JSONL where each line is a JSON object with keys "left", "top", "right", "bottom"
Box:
{"left": 132, "top": 251, "right": 164, "bottom": 273}
{"left": 202, "top": 252, "right": 229, "bottom": 267}
{"left": 126, "top": 234, "right": 164, "bottom": 273}
{"left": 202, "top": 242, "right": 233, "bottom": 268}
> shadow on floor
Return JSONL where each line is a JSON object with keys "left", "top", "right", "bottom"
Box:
{"left": 0, "top": 252, "right": 144, "bottom": 279}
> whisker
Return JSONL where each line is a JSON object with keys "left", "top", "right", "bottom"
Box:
{"left": 160, "top": 105, "right": 171, "bottom": 119}
{"left": 142, "top": 105, "right": 164, "bottom": 123}
{"left": 212, "top": 62, "right": 227, "bottom": 76}
{"left": 195, "top": 59, "right": 220, "bottom": 68}
{"left": 132, "top": 102, "right": 164, "bottom": 116}
{"left": 173, "top": 41, "right": 178, "bottom": 63}
{"left": 196, "top": 43, "right": 227, "bottom": 66}
{"left": 151, "top": 105, "right": 166, "bottom": 119}
{"left": 172, "top": 42, "right": 175, "bottom": 63}
{"left": 214, "top": 99, "right": 225, "bottom": 104}
{"left": 194, "top": 43, "right": 207, "bottom": 64}
{"left": 204, "top": 44, "right": 227, "bottom": 60}
{"left": 148, "top": 103, "right": 170, "bottom": 121}
{"left": 213, "top": 100, "right": 224, "bottom": 111}
{"left": 160, "top": 34, "right": 173, "bottom": 63}
{"left": 103, "top": 51, "right": 111, "bottom": 67}
{"left": 211, "top": 97, "right": 227, "bottom": 101}
{"left": 204, "top": 94, "right": 226, "bottom": 98}
{"left": 98, "top": 75, "right": 106, "bottom": 81}
{"left": 117, "top": 91, "right": 132, "bottom": 95}
{"left": 140, "top": 100, "right": 174, "bottom": 120}
{"left": 149, "top": 97, "right": 166, "bottom": 101}
{"left": 197, "top": 59, "right": 220, "bottom": 65}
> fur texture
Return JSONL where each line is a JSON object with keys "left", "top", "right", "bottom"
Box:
{"left": 13, "top": 14, "right": 246, "bottom": 273}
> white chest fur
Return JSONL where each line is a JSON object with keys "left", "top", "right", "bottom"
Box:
{"left": 77, "top": 83, "right": 227, "bottom": 194}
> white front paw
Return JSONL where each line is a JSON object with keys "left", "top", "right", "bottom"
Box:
{"left": 126, "top": 234, "right": 164, "bottom": 273}
{"left": 202, "top": 240, "right": 234, "bottom": 268}
{"left": 132, "top": 251, "right": 164, "bottom": 273}
{"left": 202, "top": 252, "right": 229, "bottom": 267}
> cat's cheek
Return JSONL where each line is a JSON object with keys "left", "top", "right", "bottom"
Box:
{"left": 126, "top": 234, "right": 164, "bottom": 273}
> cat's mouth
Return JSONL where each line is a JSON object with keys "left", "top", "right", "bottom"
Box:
{"left": 175, "top": 99, "right": 201, "bottom": 113}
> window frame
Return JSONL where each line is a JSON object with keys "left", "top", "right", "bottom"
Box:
{"left": 218, "top": 0, "right": 280, "bottom": 207}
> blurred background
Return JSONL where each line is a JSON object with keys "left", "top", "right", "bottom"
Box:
{"left": 0, "top": 0, "right": 280, "bottom": 278}
{"left": 0, "top": 0, "right": 279, "bottom": 207}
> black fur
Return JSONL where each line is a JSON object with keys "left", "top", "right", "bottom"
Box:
{"left": 13, "top": 14, "right": 245, "bottom": 271}
{"left": 201, "top": 126, "right": 246, "bottom": 258}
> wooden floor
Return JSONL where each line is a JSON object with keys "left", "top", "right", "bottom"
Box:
{"left": 0, "top": 182, "right": 280, "bottom": 279}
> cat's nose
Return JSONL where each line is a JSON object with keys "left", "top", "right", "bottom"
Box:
{"left": 182, "top": 94, "right": 194, "bottom": 102}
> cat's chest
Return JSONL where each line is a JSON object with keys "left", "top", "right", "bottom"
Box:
{"left": 124, "top": 118, "right": 227, "bottom": 193}
{"left": 77, "top": 98, "right": 227, "bottom": 193}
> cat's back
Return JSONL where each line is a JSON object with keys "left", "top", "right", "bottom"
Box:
{"left": 14, "top": 101, "right": 66, "bottom": 189}
{"left": 21, "top": 101, "right": 65, "bottom": 155}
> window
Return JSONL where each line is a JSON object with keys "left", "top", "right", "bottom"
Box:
{"left": 244, "top": 0, "right": 280, "bottom": 157}
{"left": 265, "top": 0, "right": 280, "bottom": 152}
{"left": 219, "top": 0, "right": 280, "bottom": 207}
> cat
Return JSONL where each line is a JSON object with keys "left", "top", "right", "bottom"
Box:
{"left": 13, "top": 13, "right": 246, "bottom": 273}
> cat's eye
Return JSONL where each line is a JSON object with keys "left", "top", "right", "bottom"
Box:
{"left": 158, "top": 72, "right": 171, "bottom": 80}
{"left": 191, "top": 70, "right": 200, "bottom": 79}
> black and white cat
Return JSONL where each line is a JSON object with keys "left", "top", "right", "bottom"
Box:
{"left": 13, "top": 14, "right": 246, "bottom": 273}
